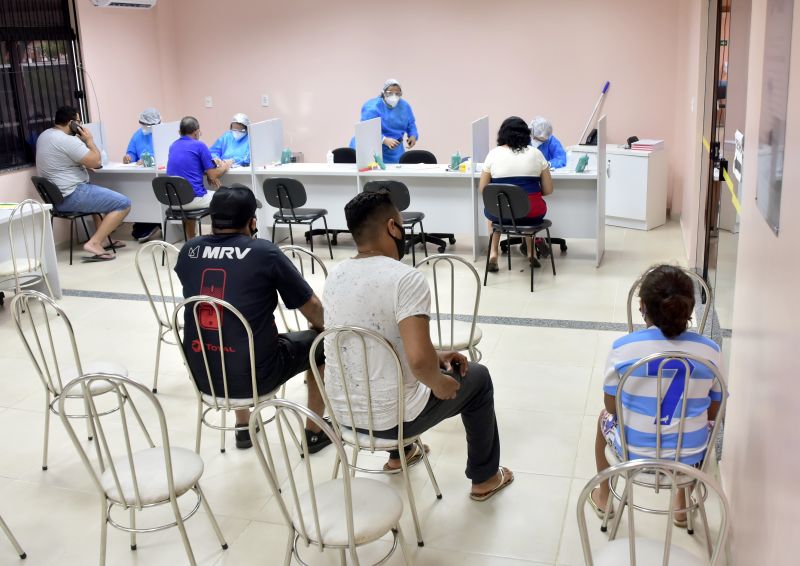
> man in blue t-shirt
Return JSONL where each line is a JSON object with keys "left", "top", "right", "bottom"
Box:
{"left": 167, "top": 116, "right": 230, "bottom": 238}
{"left": 174, "top": 186, "right": 331, "bottom": 452}
{"left": 124, "top": 107, "right": 161, "bottom": 242}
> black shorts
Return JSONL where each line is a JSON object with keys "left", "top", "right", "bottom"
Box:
{"left": 257, "top": 330, "right": 325, "bottom": 394}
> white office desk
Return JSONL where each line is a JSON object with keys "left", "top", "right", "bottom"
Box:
{"left": 89, "top": 163, "right": 160, "bottom": 223}
{"left": 0, "top": 203, "right": 61, "bottom": 299}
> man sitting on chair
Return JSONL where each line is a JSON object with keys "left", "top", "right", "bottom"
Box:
{"left": 174, "top": 185, "right": 330, "bottom": 452}
{"left": 322, "top": 190, "right": 514, "bottom": 501}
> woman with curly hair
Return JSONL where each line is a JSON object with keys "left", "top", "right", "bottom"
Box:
{"left": 479, "top": 116, "right": 553, "bottom": 272}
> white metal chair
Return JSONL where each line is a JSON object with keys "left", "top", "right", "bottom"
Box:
{"left": 0, "top": 199, "right": 55, "bottom": 299}
{"left": 416, "top": 254, "right": 483, "bottom": 362}
{"left": 58, "top": 373, "right": 228, "bottom": 566}
{"left": 172, "top": 295, "right": 281, "bottom": 453}
{"left": 601, "top": 352, "right": 728, "bottom": 556}
{"left": 578, "top": 459, "right": 729, "bottom": 566}
{"left": 0, "top": 512, "right": 26, "bottom": 559}
{"left": 250, "top": 398, "right": 411, "bottom": 566}
{"left": 626, "top": 267, "right": 713, "bottom": 334}
{"left": 10, "top": 290, "right": 131, "bottom": 471}
{"left": 310, "top": 326, "right": 442, "bottom": 547}
{"left": 135, "top": 241, "right": 181, "bottom": 393}
{"left": 276, "top": 245, "right": 328, "bottom": 333}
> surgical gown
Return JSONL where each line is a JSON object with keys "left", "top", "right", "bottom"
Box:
{"left": 537, "top": 135, "right": 567, "bottom": 169}
{"left": 351, "top": 97, "right": 419, "bottom": 164}
{"left": 125, "top": 129, "right": 154, "bottom": 162}
{"left": 209, "top": 131, "right": 251, "bottom": 166}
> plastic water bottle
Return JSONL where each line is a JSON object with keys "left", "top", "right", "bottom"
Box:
{"left": 100, "top": 149, "right": 108, "bottom": 166}
{"left": 326, "top": 149, "right": 334, "bottom": 165}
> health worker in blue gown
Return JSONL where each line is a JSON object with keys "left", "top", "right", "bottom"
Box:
{"left": 354, "top": 79, "right": 419, "bottom": 164}
{"left": 124, "top": 107, "right": 161, "bottom": 241}
{"left": 530, "top": 116, "right": 567, "bottom": 169}
{"left": 210, "top": 113, "right": 251, "bottom": 166}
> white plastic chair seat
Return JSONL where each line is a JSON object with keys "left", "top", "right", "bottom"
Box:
{"left": 292, "top": 478, "right": 403, "bottom": 546}
{"left": 339, "top": 427, "right": 419, "bottom": 451}
{"left": 0, "top": 258, "right": 40, "bottom": 276}
{"left": 59, "top": 361, "right": 130, "bottom": 396}
{"left": 430, "top": 320, "right": 482, "bottom": 351}
{"left": 201, "top": 390, "right": 276, "bottom": 408}
{"left": 605, "top": 446, "right": 697, "bottom": 488}
{"left": 593, "top": 537, "right": 705, "bottom": 566}
{"left": 101, "top": 446, "right": 204, "bottom": 506}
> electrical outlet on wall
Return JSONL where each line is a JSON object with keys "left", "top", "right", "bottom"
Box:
{"left": 204, "top": 96, "right": 214, "bottom": 108}
{"left": 261, "top": 95, "right": 269, "bottom": 107}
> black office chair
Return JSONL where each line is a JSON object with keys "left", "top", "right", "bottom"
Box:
{"left": 398, "top": 151, "right": 455, "bottom": 252}
{"left": 363, "top": 179, "right": 433, "bottom": 266}
{"left": 331, "top": 147, "right": 356, "bottom": 163}
{"left": 262, "top": 177, "right": 333, "bottom": 259}
{"left": 151, "top": 176, "right": 211, "bottom": 244}
{"left": 31, "top": 176, "right": 117, "bottom": 265}
{"left": 482, "top": 183, "right": 556, "bottom": 292}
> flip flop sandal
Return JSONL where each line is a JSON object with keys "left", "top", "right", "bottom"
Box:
{"left": 82, "top": 253, "right": 116, "bottom": 262}
{"left": 104, "top": 241, "right": 127, "bottom": 250}
{"left": 588, "top": 487, "right": 616, "bottom": 520}
{"left": 470, "top": 466, "right": 514, "bottom": 502}
{"left": 383, "top": 443, "right": 430, "bottom": 472}
{"left": 487, "top": 261, "right": 499, "bottom": 272}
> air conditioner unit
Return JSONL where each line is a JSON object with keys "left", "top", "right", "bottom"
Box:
{"left": 92, "top": 0, "right": 157, "bottom": 8}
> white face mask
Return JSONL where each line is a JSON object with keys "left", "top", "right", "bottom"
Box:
{"left": 385, "top": 94, "right": 400, "bottom": 108}
{"left": 231, "top": 130, "right": 246, "bottom": 141}
{"left": 531, "top": 138, "right": 543, "bottom": 148}
{"left": 141, "top": 125, "right": 153, "bottom": 135}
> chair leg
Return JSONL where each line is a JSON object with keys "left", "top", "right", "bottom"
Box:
{"left": 339, "top": 548, "right": 347, "bottom": 566}
{"left": 220, "top": 411, "right": 227, "bottom": 453}
{"left": 530, "top": 241, "right": 535, "bottom": 293}
{"left": 409, "top": 225, "right": 416, "bottom": 266}
{"left": 288, "top": 222, "right": 295, "bottom": 246}
{"left": 483, "top": 230, "right": 494, "bottom": 286}
{"left": 418, "top": 438, "right": 442, "bottom": 499}
{"left": 196, "top": 484, "right": 228, "bottom": 549}
{"left": 0, "top": 513, "right": 25, "bottom": 558}
{"left": 396, "top": 524, "right": 412, "bottom": 566}
{"left": 129, "top": 507, "right": 137, "bottom": 550}
{"left": 350, "top": 449, "right": 359, "bottom": 478}
{"left": 418, "top": 221, "right": 428, "bottom": 258}
{"left": 69, "top": 219, "right": 75, "bottom": 265}
{"left": 195, "top": 400, "right": 203, "bottom": 454}
{"left": 169, "top": 496, "right": 197, "bottom": 566}
{"left": 401, "top": 462, "right": 425, "bottom": 546}
{"left": 42, "top": 393, "right": 51, "bottom": 470}
{"left": 332, "top": 452, "right": 341, "bottom": 479}
{"left": 283, "top": 530, "right": 294, "bottom": 566}
{"left": 546, "top": 228, "right": 556, "bottom": 276}
{"left": 181, "top": 217, "right": 189, "bottom": 244}
{"left": 271, "top": 221, "right": 277, "bottom": 243}
{"left": 99, "top": 501, "right": 108, "bottom": 566}
{"left": 685, "top": 485, "right": 696, "bottom": 535}
{"left": 152, "top": 332, "right": 163, "bottom": 394}
{"left": 322, "top": 216, "right": 334, "bottom": 259}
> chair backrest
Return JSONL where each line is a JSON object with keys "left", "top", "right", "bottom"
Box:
{"left": 331, "top": 147, "right": 356, "bottom": 163}
{"left": 11, "top": 290, "right": 82, "bottom": 396}
{"left": 135, "top": 241, "right": 181, "bottom": 329}
{"left": 310, "top": 326, "right": 406, "bottom": 452}
{"left": 362, "top": 179, "right": 411, "bottom": 212}
{"left": 58, "top": 373, "right": 171, "bottom": 511}
{"left": 276, "top": 245, "right": 327, "bottom": 333}
{"left": 482, "top": 183, "right": 531, "bottom": 225}
{"left": 262, "top": 177, "right": 308, "bottom": 211}
{"left": 172, "top": 295, "right": 259, "bottom": 408}
{"left": 416, "top": 254, "right": 481, "bottom": 352}
{"left": 30, "top": 176, "right": 64, "bottom": 206}
{"left": 626, "top": 267, "right": 713, "bottom": 335}
{"left": 577, "top": 459, "right": 729, "bottom": 566}
{"left": 250, "top": 398, "right": 356, "bottom": 551}
{"left": 399, "top": 150, "right": 437, "bottom": 164}
{"left": 614, "top": 351, "right": 728, "bottom": 471}
{"left": 152, "top": 176, "right": 196, "bottom": 208}
{"left": 7, "top": 199, "right": 47, "bottom": 279}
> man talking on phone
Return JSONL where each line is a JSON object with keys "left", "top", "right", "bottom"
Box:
{"left": 35, "top": 106, "right": 131, "bottom": 261}
{"left": 174, "top": 185, "right": 331, "bottom": 452}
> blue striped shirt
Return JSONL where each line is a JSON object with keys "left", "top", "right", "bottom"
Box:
{"left": 604, "top": 328, "right": 723, "bottom": 464}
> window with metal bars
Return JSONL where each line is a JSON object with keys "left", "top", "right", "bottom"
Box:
{"left": 0, "top": 0, "right": 84, "bottom": 171}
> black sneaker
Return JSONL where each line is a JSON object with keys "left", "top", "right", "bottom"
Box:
{"left": 137, "top": 225, "right": 161, "bottom": 243}
{"left": 529, "top": 256, "right": 542, "bottom": 268}
{"left": 235, "top": 429, "right": 252, "bottom": 449}
{"left": 305, "top": 427, "right": 332, "bottom": 454}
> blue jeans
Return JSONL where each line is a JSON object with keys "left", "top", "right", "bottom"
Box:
{"left": 58, "top": 183, "right": 131, "bottom": 214}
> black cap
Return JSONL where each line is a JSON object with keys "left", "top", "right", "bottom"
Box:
{"left": 209, "top": 185, "right": 260, "bottom": 228}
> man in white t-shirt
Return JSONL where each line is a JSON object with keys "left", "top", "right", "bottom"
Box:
{"left": 36, "top": 106, "right": 131, "bottom": 261}
{"left": 323, "top": 190, "right": 513, "bottom": 501}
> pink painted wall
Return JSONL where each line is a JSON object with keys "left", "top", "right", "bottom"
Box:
{"left": 721, "top": 2, "right": 800, "bottom": 564}
{"left": 74, "top": 0, "right": 698, "bottom": 213}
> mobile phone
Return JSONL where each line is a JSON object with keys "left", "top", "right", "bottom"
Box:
{"left": 198, "top": 268, "right": 226, "bottom": 330}
{"left": 450, "top": 360, "right": 463, "bottom": 382}
{"left": 69, "top": 120, "right": 82, "bottom": 136}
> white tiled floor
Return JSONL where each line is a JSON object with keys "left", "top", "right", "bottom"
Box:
{"left": 0, "top": 220, "right": 724, "bottom": 565}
